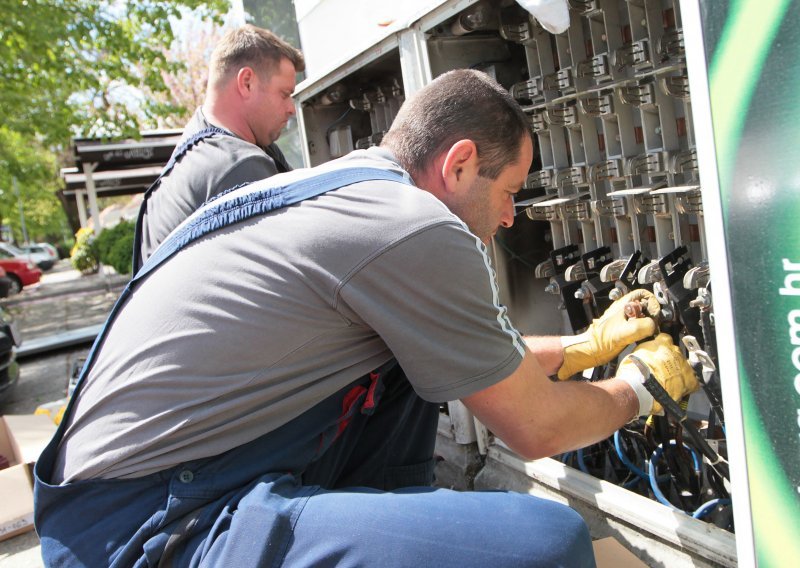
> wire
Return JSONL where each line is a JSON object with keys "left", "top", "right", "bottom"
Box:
{"left": 325, "top": 107, "right": 354, "bottom": 138}
{"left": 469, "top": 59, "right": 513, "bottom": 70}
{"left": 629, "top": 354, "right": 730, "bottom": 481}
{"left": 493, "top": 235, "right": 539, "bottom": 269}
{"left": 614, "top": 430, "right": 649, "bottom": 481}
{"left": 692, "top": 498, "right": 731, "bottom": 519}
{"left": 648, "top": 441, "right": 701, "bottom": 512}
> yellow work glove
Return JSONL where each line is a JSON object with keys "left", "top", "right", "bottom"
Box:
{"left": 557, "top": 289, "right": 660, "bottom": 380}
{"left": 617, "top": 333, "right": 700, "bottom": 417}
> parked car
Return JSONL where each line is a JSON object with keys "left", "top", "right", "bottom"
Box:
{"left": 0, "top": 252, "right": 42, "bottom": 294}
{"left": 0, "top": 267, "right": 12, "bottom": 298}
{"left": 0, "top": 305, "right": 20, "bottom": 404}
{"left": 0, "top": 242, "right": 54, "bottom": 271}
{"left": 22, "top": 242, "right": 59, "bottom": 264}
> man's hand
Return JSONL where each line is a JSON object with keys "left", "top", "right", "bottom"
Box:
{"left": 558, "top": 289, "right": 661, "bottom": 380}
{"left": 617, "top": 333, "right": 700, "bottom": 416}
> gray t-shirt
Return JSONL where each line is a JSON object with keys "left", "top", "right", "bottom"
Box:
{"left": 137, "top": 108, "right": 290, "bottom": 267}
{"left": 53, "top": 147, "right": 525, "bottom": 483}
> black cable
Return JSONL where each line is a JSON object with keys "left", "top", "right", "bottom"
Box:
{"left": 325, "top": 107, "right": 354, "bottom": 138}
{"left": 493, "top": 235, "right": 539, "bottom": 269}
{"left": 628, "top": 355, "right": 730, "bottom": 481}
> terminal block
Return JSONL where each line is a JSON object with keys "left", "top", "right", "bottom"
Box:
{"left": 545, "top": 244, "right": 590, "bottom": 332}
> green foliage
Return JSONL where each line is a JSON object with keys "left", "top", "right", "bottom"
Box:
{"left": 71, "top": 221, "right": 134, "bottom": 275}
{"left": 70, "top": 227, "right": 99, "bottom": 274}
{"left": 93, "top": 219, "right": 135, "bottom": 274}
{"left": 0, "top": 127, "right": 66, "bottom": 243}
{"left": 0, "top": 0, "right": 228, "bottom": 250}
{"left": 0, "top": 0, "right": 228, "bottom": 146}
{"left": 137, "top": 21, "right": 227, "bottom": 130}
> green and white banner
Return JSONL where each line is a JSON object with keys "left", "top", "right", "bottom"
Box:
{"left": 687, "top": 0, "right": 800, "bottom": 564}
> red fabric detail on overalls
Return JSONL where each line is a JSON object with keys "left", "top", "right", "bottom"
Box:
{"left": 331, "top": 371, "right": 382, "bottom": 443}
{"left": 362, "top": 372, "right": 381, "bottom": 411}
{"left": 337, "top": 385, "right": 367, "bottom": 438}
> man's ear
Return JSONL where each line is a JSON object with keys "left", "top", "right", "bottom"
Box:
{"left": 441, "top": 139, "right": 480, "bottom": 195}
{"left": 235, "top": 67, "right": 257, "bottom": 98}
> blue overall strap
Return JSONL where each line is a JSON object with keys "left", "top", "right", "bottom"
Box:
{"left": 139, "top": 167, "right": 411, "bottom": 279}
{"left": 58, "top": 166, "right": 413, "bottom": 440}
{"left": 132, "top": 126, "right": 230, "bottom": 273}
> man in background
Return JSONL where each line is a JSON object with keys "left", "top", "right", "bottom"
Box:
{"left": 134, "top": 24, "right": 304, "bottom": 269}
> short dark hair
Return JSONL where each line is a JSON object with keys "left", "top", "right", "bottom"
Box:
{"left": 209, "top": 25, "right": 305, "bottom": 84}
{"left": 381, "top": 69, "right": 532, "bottom": 180}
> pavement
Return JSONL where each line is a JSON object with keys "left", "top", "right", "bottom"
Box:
{"left": 0, "top": 260, "right": 128, "bottom": 566}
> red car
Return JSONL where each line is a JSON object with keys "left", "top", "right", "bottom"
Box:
{"left": 0, "top": 253, "right": 42, "bottom": 295}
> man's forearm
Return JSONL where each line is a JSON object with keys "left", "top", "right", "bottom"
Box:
{"left": 523, "top": 335, "right": 565, "bottom": 376}
{"left": 463, "top": 350, "right": 639, "bottom": 459}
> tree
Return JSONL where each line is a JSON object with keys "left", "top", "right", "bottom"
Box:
{"left": 0, "top": 0, "right": 228, "bottom": 244}
{"left": 0, "top": 126, "right": 62, "bottom": 243}
{"left": 0, "top": 0, "right": 228, "bottom": 145}
{"left": 138, "top": 20, "right": 228, "bottom": 129}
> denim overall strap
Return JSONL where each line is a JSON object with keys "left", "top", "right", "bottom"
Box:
{"left": 132, "top": 127, "right": 230, "bottom": 273}
{"left": 138, "top": 168, "right": 411, "bottom": 280}
{"left": 56, "top": 166, "right": 413, "bottom": 446}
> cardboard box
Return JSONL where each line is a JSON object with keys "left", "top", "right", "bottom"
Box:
{"left": 593, "top": 536, "right": 649, "bottom": 568}
{"left": 0, "top": 414, "right": 57, "bottom": 542}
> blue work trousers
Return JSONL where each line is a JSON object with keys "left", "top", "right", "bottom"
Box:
{"left": 34, "top": 360, "right": 595, "bottom": 567}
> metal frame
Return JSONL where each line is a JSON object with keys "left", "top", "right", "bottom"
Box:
{"left": 478, "top": 444, "right": 737, "bottom": 567}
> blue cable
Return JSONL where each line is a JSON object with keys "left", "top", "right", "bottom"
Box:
{"left": 613, "top": 430, "right": 649, "bottom": 481}
{"left": 692, "top": 498, "right": 731, "bottom": 519}
{"left": 623, "top": 476, "right": 643, "bottom": 489}
{"left": 649, "top": 446, "right": 679, "bottom": 510}
{"left": 648, "top": 442, "right": 702, "bottom": 512}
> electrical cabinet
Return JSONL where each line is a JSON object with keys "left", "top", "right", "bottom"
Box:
{"left": 293, "top": 1, "right": 800, "bottom": 565}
